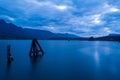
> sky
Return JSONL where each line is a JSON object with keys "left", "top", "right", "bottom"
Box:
{"left": 0, "top": 0, "right": 120, "bottom": 37}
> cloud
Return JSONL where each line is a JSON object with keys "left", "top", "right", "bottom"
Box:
{"left": 24, "top": 0, "right": 70, "bottom": 12}
{"left": 67, "top": 14, "right": 104, "bottom": 27}
{"left": 0, "top": 15, "right": 15, "bottom": 21}
{"left": 0, "top": 0, "right": 120, "bottom": 36}
{"left": 54, "top": 5, "right": 68, "bottom": 11}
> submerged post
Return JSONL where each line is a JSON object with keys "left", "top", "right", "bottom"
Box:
{"left": 29, "top": 39, "right": 44, "bottom": 57}
{"left": 7, "top": 44, "right": 13, "bottom": 63}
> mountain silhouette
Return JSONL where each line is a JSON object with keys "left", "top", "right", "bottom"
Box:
{"left": 95, "top": 34, "right": 120, "bottom": 41}
{"left": 0, "top": 19, "right": 80, "bottom": 39}
{"left": 1, "top": 19, "right": 120, "bottom": 41}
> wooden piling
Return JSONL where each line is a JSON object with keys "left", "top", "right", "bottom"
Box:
{"left": 7, "top": 45, "right": 13, "bottom": 63}
{"left": 29, "top": 39, "right": 44, "bottom": 57}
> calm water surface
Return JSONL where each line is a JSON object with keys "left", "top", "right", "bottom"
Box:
{"left": 0, "top": 40, "right": 120, "bottom": 80}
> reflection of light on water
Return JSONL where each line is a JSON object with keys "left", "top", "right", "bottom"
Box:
{"left": 94, "top": 41, "right": 110, "bottom": 67}
{"left": 94, "top": 41, "right": 100, "bottom": 67}
{"left": 94, "top": 50, "right": 100, "bottom": 67}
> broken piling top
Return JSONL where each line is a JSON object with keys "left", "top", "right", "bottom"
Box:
{"left": 7, "top": 44, "right": 13, "bottom": 63}
{"left": 29, "top": 38, "right": 44, "bottom": 57}
{"left": 7, "top": 44, "right": 11, "bottom": 57}
{"left": 7, "top": 44, "right": 11, "bottom": 51}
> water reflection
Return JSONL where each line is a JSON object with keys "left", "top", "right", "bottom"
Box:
{"left": 29, "top": 56, "right": 43, "bottom": 80}
{"left": 6, "top": 62, "right": 12, "bottom": 72}
{"left": 30, "top": 56, "right": 43, "bottom": 68}
{"left": 3, "top": 62, "right": 12, "bottom": 80}
{"left": 94, "top": 42, "right": 100, "bottom": 67}
{"left": 94, "top": 50, "right": 100, "bottom": 67}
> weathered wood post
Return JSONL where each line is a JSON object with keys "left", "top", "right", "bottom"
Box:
{"left": 7, "top": 44, "right": 13, "bottom": 63}
{"left": 29, "top": 39, "right": 44, "bottom": 57}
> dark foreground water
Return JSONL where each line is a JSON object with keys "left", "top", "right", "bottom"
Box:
{"left": 0, "top": 40, "right": 120, "bottom": 80}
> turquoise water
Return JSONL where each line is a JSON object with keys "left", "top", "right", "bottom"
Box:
{"left": 0, "top": 40, "right": 120, "bottom": 80}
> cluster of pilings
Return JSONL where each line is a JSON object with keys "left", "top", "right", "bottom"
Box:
{"left": 7, "top": 39, "right": 44, "bottom": 63}
{"left": 29, "top": 39, "right": 44, "bottom": 57}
